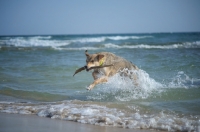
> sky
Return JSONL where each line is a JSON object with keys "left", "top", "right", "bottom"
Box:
{"left": 0, "top": 0, "right": 200, "bottom": 35}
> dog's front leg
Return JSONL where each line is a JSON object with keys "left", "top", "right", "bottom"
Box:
{"left": 87, "top": 76, "right": 108, "bottom": 90}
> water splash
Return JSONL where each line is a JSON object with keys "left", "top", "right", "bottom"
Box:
{"left": 168, "top": 71, "right": 200, "bottom": 89}
{"left": 87, "top": 69, "right": 163, "bottom": 101}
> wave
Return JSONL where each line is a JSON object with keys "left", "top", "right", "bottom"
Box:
{"left": 52, "top": 41, "right": 200, "bottom": 51}
{"left": 71, "top": 37, "right": 106, "bottom": 43}
{"left": 104, "top": 41, "right": 200, "bottom": 49}
{"left": 52, "top": 46, "right": 100, "bottom": 51}
{"left": 0, "top": 100, "right": 199, "bottom": 131}
{"left": 1, "top": 35, "right": 199, "bottom": 50}
{"left": 107, "top": 35, "right": 153, "bottom": 40}
{"left": 70, "top": 35, "right": 153, "bottom": 43}
{"left": 0, "top": 35, "right": 152, "bottom": 48}
{"left": 0, "top": 36, "right": 70, "bottom": 47}
{"left": 27, "top": 36, "right": 52, "bottom": 40}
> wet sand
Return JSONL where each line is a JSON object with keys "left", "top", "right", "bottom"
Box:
{"left": 0, "top": 113, "right": 156, "bottom": 132}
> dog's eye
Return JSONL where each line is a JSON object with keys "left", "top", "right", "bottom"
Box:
{"left": 91, "top": 60, "right": 94, "bottom": 63}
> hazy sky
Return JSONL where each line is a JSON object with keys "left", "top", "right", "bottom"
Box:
{"left": 0, "top": 0, "right": 200, "bottom": 35}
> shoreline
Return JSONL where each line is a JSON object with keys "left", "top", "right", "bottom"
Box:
{"left": 0, "top": 113, "right": 156, "bottom": 132}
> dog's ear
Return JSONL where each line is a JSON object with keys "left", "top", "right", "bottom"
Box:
{"left": 97, "top": 54, "right": 104, "bottom": 60}
{"left": 85, "top": 50, "right": 90, "bottom": 57}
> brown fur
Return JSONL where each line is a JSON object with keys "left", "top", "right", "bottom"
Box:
{"left": 85, "top": 50, "right": 139, "bottom": 90}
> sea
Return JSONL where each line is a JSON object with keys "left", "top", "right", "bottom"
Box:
{"left": 0, "top": 32, "right": 200, "bottom": 131}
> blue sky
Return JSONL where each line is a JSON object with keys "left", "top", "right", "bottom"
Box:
{"left": 0, "top": 0, "right": 200, "bottom": 35}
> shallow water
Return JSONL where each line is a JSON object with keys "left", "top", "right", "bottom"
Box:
{"left": 0, "top": 33, "right": 200, "bottom": 131}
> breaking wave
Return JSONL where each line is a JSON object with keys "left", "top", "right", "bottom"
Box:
{"left": 0, "top": 100, "right": 199, "bottom": 131}
{"left": 0, "top": 36, "right": 70, "bottom": 48}
{"left": 107, "top": 35, "right": 153, "bottom": 40}
{"left": 51, "top": 41, "right": 200, "bottom": 51}
{"left": 104, "top": 42, "right": 200, "bottom": 49}
{"left": 0, "top": 67, "right": 199, "bottom": 132}
{"left": 0, "top": 35, "right": 152, "bottom": 48}
{"left": 0, "top": 35, "right": 199, "bottom": 50}
{"left": 69, "top": 35, "right": 153, "bottom": 43}
{"left": 0, "top": 71, "right": 199, "bottom": 131}
{"left": 53, "top": 46, "right": 100, "bottom": 51}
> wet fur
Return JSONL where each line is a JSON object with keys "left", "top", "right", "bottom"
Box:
{"left": 85, "top": 51, "right": 138, "bottom": 90}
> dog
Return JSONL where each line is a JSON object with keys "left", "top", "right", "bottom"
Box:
{"left": 74, "top": 50, "right": 139, "bottom": 90}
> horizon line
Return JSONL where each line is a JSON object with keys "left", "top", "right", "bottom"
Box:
{"left": 0, "top": 31, "right": 200, "bottom": 37}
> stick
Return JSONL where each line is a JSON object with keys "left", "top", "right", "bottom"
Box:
{"left": 73, "top": 64, "right": 114, "bottom": 76}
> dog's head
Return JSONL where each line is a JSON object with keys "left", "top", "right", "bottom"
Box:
{"left": 85, "top": 50, "right": 104, "bottom": 70}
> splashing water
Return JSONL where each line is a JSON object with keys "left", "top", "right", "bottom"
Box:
{"left": 168, "top": 71, "right": 200, "bottom": 89}
{"left": 87, "top": 69, "right": 163, "bottom": 101}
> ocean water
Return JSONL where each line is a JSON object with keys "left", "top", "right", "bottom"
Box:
{"left": 0, "top": 33, "right": 200, "bottom": 131}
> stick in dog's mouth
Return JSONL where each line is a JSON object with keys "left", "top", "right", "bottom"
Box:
{"left": 73, "top": 64, "right": 114, "bottom": 77}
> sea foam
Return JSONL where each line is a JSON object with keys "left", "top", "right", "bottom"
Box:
{"left": 1, "top": 35, "right": 199, "bottom": 50}
{"left": 0, "top": 101, "right": 199, "bottom": 131}
{"left": 70, "top": 36, "right": 153, "bottom": 43}
{"left": 104, "top": 41, "right": 200, "bottom": 49}
{"left": 0, "top": 36, "right": 70, "bottom": 48}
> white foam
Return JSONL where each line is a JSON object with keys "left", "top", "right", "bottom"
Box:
{"left": 71, "top": 37, "right": 106, "bottom": 43}
{"left": 1, "top": 35, "right": 199, "bottom": 50}
{"left": 104, "top": 42, "right": 200, "bottom": 49}
{"left": 53, "top": 42, "right": 200, "bottom": 50}
{"left": 106, "top": 36, "right": 153, "bottom": 40}
{"left": 168, "top": 71, "right": 200, "bottom": 89}
{"left": 104, "top": 43, "right": 121, "bottom": 48}
{"left": 54, "top": 41, "right": 200, "bottom": 50}
{"left": 52, "top": 47, "right": 100, "bottom": 51}
{"left": 0, "top": 101, "right": 199, "bottom": 131}
{"left": 31, "top": 36, "right": 52, "bottom": 39}
{"left": 70, "top": 35, "right": 153, "bottom": 43}
{"left": 87, "top": 69, "right": 163, "bottom": 101}
{"left": 0, "top": 37, "right": 70, "bottom": 47}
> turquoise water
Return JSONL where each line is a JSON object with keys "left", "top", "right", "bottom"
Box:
{"left": 0, "top": 33, "right": 200, "bottom": 131}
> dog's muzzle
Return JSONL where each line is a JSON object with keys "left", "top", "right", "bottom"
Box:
{"left": 73, "top": 64, "right": 114, "bottom": 77}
